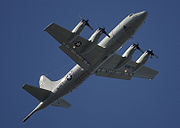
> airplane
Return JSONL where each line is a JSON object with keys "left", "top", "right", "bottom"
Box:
{"left": 22, "top": 11, "right": 158, "bottom": 122}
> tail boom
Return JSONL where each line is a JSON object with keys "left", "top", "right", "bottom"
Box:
{"left": 23, "top": 102, "right": 44, "bottom": 122}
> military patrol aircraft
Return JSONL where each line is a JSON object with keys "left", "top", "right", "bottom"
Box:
{"left": 22, "top": 11, "right": 158, "bottom": 122}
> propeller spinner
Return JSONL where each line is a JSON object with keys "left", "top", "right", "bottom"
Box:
{"left": 147, "top": 49, "right": 158, "bottom": 58}
{"left": 98, "top": 27, "right": 110, "bottom": 38}
{"left": 81, "top": 19, "right": 93, "bottom": 30}
{"left": 132, "top": 43, "right": 144, "bottom": 53}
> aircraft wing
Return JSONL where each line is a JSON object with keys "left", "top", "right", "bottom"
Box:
{"left": 96, "top": 54, "right": 158, "bottom": 80}
{"left": 132, "top": 65, "right": 159, "bottom": 79}
{"left": 44, "top": 23, "right": 106, "bottom": 69}
{"left": 44, "top": 23, "right": 71, "bottom": 43}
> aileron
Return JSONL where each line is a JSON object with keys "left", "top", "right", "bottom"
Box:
{"left": 133, "top": 66, "right": 158, "bottom": 80}
{"left": 44, "top": 23, "right": 74, "bottom": 43}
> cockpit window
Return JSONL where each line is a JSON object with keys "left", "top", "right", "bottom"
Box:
{"left": 129, "top": 13, "right": 134, "bottom": 17}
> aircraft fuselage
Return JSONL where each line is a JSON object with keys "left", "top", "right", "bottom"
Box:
{"left": 37, "top": 11, "right": 148, "bottom": 110}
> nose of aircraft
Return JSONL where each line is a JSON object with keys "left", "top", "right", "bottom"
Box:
{"left": 136, "top": 11, "right": 148, "bottom": 21}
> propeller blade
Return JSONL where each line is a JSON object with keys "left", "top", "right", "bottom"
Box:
{"left": 136, "top": 46, "right": 144, "bottom": 53}
{"left": 79, "top": 15, "right": 83, "bottom": 20}
{"left": 147, "top": 49, "right": 158, "bottom": 59}
{"left": 103, "top": 31, "right": 110, "bottom": 38}
{"left": 82, "top": 19, "right": 93, "bottom": 30}
{"left": 132, "top": 43, "right": 144, "bottom": 53}
{"left": 153, "top": 54, "right": 158, "bottom": 59}
{"left": 86, "top": 22, "right": 93, "bottom": 30}
{"left": 99, "top": 27, "right": 110, "bottom": 38}
{"left": 79, "top": 17, "right": 93, "bottom": 30}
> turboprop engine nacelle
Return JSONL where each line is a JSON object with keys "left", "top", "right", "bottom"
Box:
{"left": 72, "top": 19, "right": 93, "bottom": 35}
{"left": 88, "top": 27, "right": 110, "bottom": 44}
{"left": 136, "top": 50, "right": 150, "bottom": 64}
{"left": 134, "top": 49, "right": 157, "bottom": 72}
{"left": 122, "top": 43, "right": 142, "bottom": 58}
{"left": 115, "top": 43, "right": 143, "bottom": 68}
{"left": 77, "top": 27, "right": 110, "bottom": 54}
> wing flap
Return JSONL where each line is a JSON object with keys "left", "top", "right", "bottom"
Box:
{"left": 96, "top": 54, "right": 132, "bottom": 80}
{"left": 59, "top": 44, "right": 90, "bottom": 69}
{"left": 120, "top": 61, "right": 158, "bottom": 80}
{"left": 99, "top": 54, "right": 125, "bottom": 69}
{"left": 96, "top": 68, "right": 132, "bottom": 80}
{"left": 60, "top": 44, "right": 106, "bottom": 69}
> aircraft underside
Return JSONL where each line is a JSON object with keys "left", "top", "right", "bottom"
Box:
{"left": 22, "top": 11, "right": 158, "bottom": 122}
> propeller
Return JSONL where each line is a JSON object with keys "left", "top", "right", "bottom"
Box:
{"left": 147, "top": 49, "right": 158, "bottom": 58}
{"left": 132, "top": 43, "right": 144, "bottom": 53}
{"left": 81, "top": 19, "right": 93, "bottom": 30}
{"left": 98, "top": 27, "right": 110, "bottom": 38}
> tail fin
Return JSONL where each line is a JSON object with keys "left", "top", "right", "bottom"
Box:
{"left": 22, "top": 84, "right": 51, "bottom": 101}
{"left": 39, "top": 75, "right": 60, "bottom": 91}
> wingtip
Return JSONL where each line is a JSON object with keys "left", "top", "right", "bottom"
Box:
{"left": 22, "top": 84, "right": 27, "bottom": 89}
{"left": 43, "top": 23, "right": 55, "bottom": 31}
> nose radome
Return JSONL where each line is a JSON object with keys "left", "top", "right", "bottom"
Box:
{"left": 140, "top": 11, "right": 148, "bottom": 16}
{"left": 138, "top": 11, "right": 148, "bottom": 19}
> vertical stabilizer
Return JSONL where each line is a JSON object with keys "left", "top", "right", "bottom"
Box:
{"left": 39, "top": 75, "right": 61, "bottom": 91}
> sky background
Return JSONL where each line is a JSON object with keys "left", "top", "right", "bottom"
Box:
{"left": 1, "top": 0, "right": 180, "bottom": 128}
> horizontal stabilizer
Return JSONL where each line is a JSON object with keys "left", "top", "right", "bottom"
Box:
{"left": 23, "top": 84, "right": 51, "bottom": 101}
{"left": 51, "top": 97, "right": 71, "bottom": 108}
